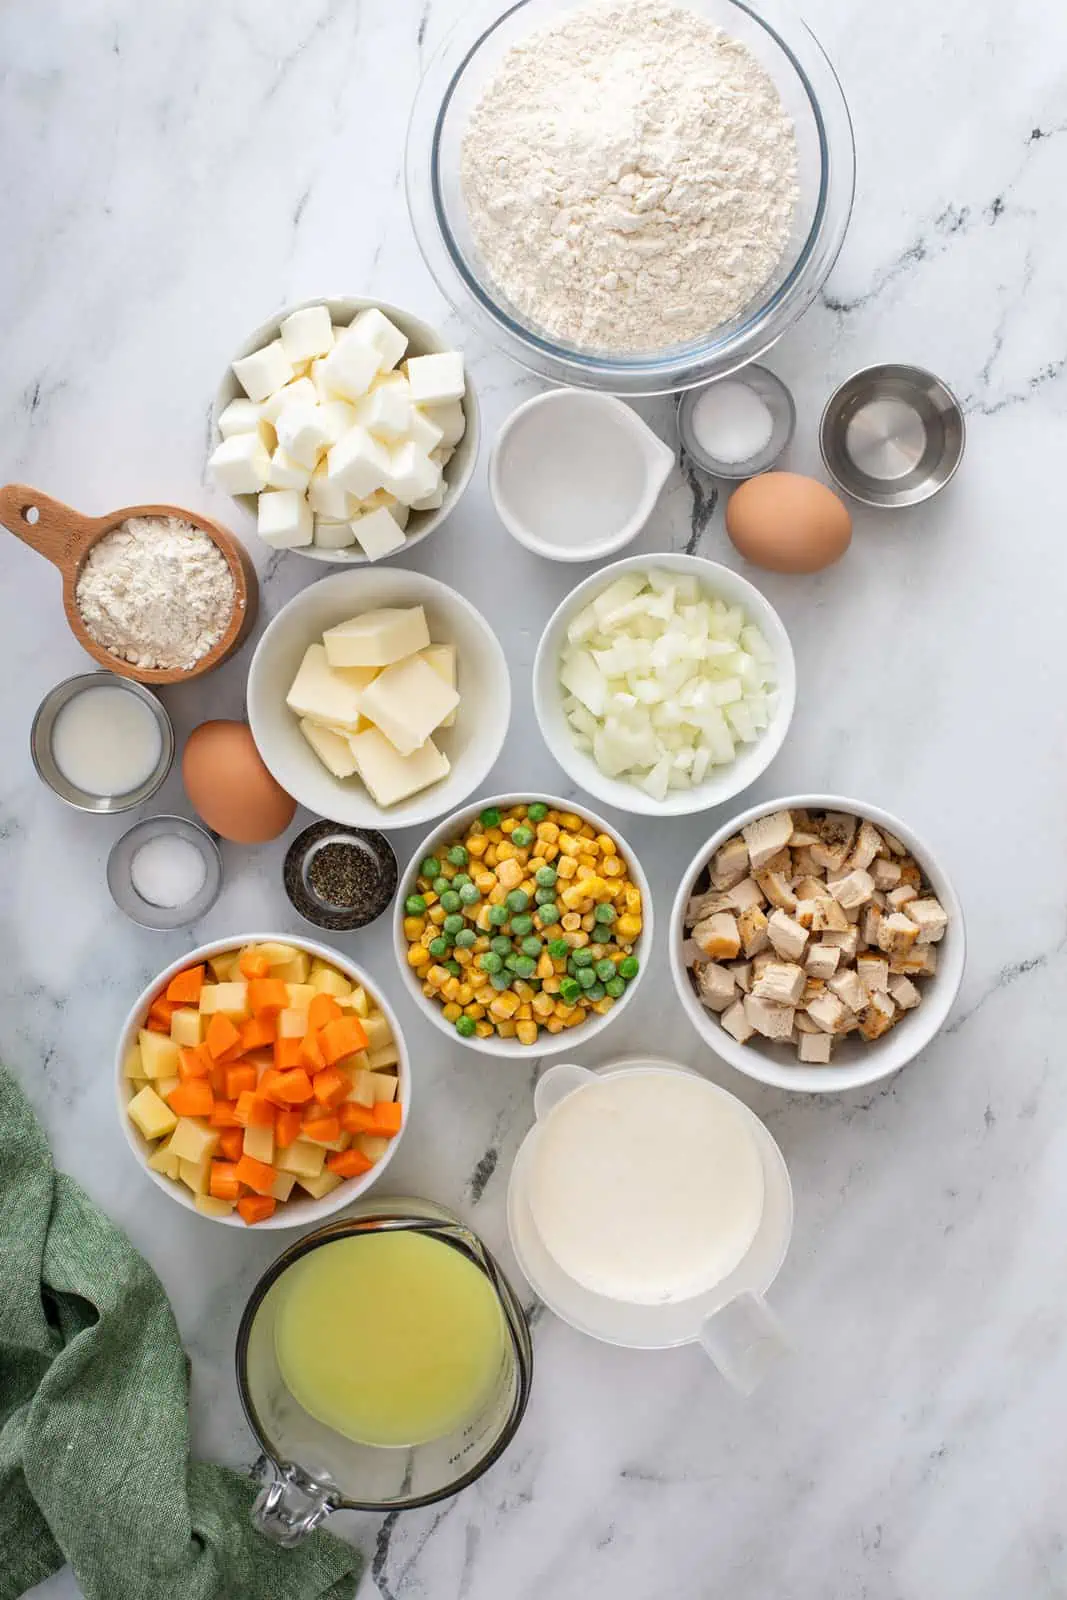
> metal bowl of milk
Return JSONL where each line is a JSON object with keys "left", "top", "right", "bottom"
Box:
{"left": 507, "top": 1057, "right": 794, "bottom": 1393}
{"left": 30, "top": 670, "right": 174, "bottom": 812}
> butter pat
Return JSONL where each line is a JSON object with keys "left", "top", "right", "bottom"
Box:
{"left": 309, "top": 464, "right": 354, "bottom": 521}
{"left": 261, "top": 377, "right": 316, "bottom": 424}
{"left": 257, "top": 488, "right": 312, "bottom": 549}
{"left": 406, "top": 406, "right": 444, "bottom": 455}
{"left": 323, "top": 606, "right": 430, "bottom": 668}
{"left": 405, "top": 351, "right": 465, "bottom": 405}
{"left": 276, "top": 402, "right": 334, "bottom": 470}
{"left": 345, "top": 307, "right": 408, "bottom": 373}
{"left": 266, "top": 448, "right": 312, "bottom": 491}
{"left": 232, "top": 339, "right": 295, "bottom": 403}
{"left": 320, "top": 337, "right": 380, "bottom": 403}
{"left": 360, "top": 654, "right": 459, "bottom": 754}
{"left": 420, "top": 643, "right": 458, "bottom": 727}
{"left": 353, "top": 384, "right": 411, "bottom": 443}
{"left": 299, "top": 718, "right": 359, "bottom": 778}
{"left": 327, "top": 425, "right": 392, "bottom": 498}
{"left": 319, "top": 399, "right": 357, "bottom": 445}
{"left": 351, "top": 505, "right": 407, "bottom": 562}
{"left": 217, "top": 397, "right": 263, "bottom": 437}
{"left": 279, "top": 304, "right": 334, "bottom": 364}
{"left": 313, "top": 517, "right": 357, "bottom": 550}
{"left": 286, "top": 643, "right": 374, "bottom": 730}
{"left": 382, "top": 441, "right": 440, "bottom": 505}
{"left": 209, "top": 431, "right": 271, "bottom": 494}
{"left": 421, "top": 399, "right": 466, "bottom": 448}
{"left": 351, "top": 727, "right": 450, "bottom": 807}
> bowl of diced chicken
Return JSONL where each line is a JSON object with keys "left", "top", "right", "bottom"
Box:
{"left": 669, "top": 797, "right": 965, "bottom": 1092}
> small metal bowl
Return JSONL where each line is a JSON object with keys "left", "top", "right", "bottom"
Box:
{"left": 31, "top": 672, "right": 174, "bottom": 813}
{"left": 819, "top": 364, "right": 965, "bottom": 508}
{"left": 107, "top": 815, "right": 223, "bottom": 930}
{"left": 676, "top": 366, "right": 796, "bottom": 481}
{"left": 283, "top": 821, "right": 398, "bottom": 932}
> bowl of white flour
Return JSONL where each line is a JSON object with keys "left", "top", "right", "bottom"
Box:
{"left": 407, "top": 0, "right": 854, "bottom": 395}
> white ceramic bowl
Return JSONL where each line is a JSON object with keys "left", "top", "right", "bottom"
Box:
{"left": 533, "top": 553, "right": 796, "bottom": 817}
{"left": 394, "top": 792, "right": 652, "bottom": 1060}
{"left": 247, "top": 568, "right": 510, "bottom": 831}
{"left": 669, "top": 795, "right": 966, "bottom": 1093}
{"left": 212, "top": 296, "right": 479, "bottom": 564}
{"left": 115, "top": 934, "right": 411, "bottom": 1229}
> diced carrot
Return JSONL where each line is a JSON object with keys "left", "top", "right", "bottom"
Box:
{"left": 273, "top": 1069, "right": 314, "bottom": 1107}
{"left": 311, "top": 1067, "right": 349, "bottom": 1109}
{"left": 340, "top": 1103, "right": 378, "bottom": 1135}
{"left": 206, "top": 1013, "right": 242, "bottom": 1061}
{"left": 320, "top": 1016, "right": 369, "bottom": 1066}
{"left": 166, "top": 964, "right": 206, "bottom": 1005}
{"left": 225, "top": 1064, "right": 258, "bottom": 1099}
{"left": 209, "top": 1160, "right": 242, "bottom": 1201}
{"left": 273, "top": 1037, "right": 304, "bottom": 1072}
{"left": 302, "top": 1113, "right": 341, "bottom": 1144}
{"left": 234, "top": 1091, "right": 276, "bottom": 1129}
{"left": 257, "top": 1067, "right": 288, "bottom": 1105}
{"left": 210, "top": 1061, "right": 230, "bottom": 1095}
{"left": 308, "top": 993, "right": 343, "bottom": 1031}
{"left": 238, "top": 1194, "right": 277, "bottom": 1225}
{"left": 218, "top": 1127, "right": 244, "bottom": 1161}
{"left": 210, "top": 1098, "right": 241, "bottom": 1128}
{"left": 298, "top": 1031, "right": 326, "bottom": 1074}
{"left": 166, "top": 1079, "right": 214, "bottom": 1118}
{"left": 239, "top": 1016, "right": 276, "bottom": 1052}
{"left": 239, "top": 950, "right": 271, "bottom": 980}
{"left": 275, "top": 1108, "right": 303, "bottom": 1149}
{"left": 148, "top": 996, "right": 176, "bottom": 1025}
{"left": 178, "top": 1044, "right": 213, "bottom": 1081}
{"left": 234, "top": 1154, "right": 276, "bottom": 1195}
{"left": 248, "top": 978, "right": 289, "bottom": 1016}
{"left": 145, "top": 1016, "right": 170, "bottom": 1035}
{"left": 371, "top": 1100, "right": 403, "bottom": 1137}
{"left": 327, "top": 1148, "right": 374, "bottom": 1178}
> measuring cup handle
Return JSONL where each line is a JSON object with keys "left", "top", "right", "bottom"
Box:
{"left": 533, "top": 1062, "right": 598, "bottom": 1122}
{"left": 251, "top": 1457, "right": 339, "bottom": 1547}
{"left": 0, "top": 483, "right": 96, "bottom": 569}
{"left": 698, "top": 1291, "right": 790, "bottom": 1396}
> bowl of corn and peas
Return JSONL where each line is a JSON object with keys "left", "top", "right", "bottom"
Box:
{"left": 394, "top": 795, "right": 651, "bottom": 1057}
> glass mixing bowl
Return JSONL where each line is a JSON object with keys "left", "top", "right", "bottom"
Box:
{"left": 406, "top": 0, "right": 855, "bottom": 396}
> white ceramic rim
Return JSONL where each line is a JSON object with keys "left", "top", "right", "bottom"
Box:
{"left": 114, "top": 933, "right": 411, "bottom": 1228}
{"left": 487, "top": 390, "right": 674, "bottom": 563}
{"left": 532, "top": 552, "right": 797, "bottom": 817}
{"left": 668, "top": 795, "right": 967, "bottom": 1093}
{"left": 393, "top": 792, "right": 653, "bottom": 1059}
{"left": 211, "top": 294, "right": 480, "bottom": 565}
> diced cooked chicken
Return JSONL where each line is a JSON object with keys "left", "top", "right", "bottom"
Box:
{"left": 829, "top": 969, "right": 868, "bottom": 1013}
{"left": 752, "top": 961, "right": 806, "bottom": 1007}
{"left": 871, "top": 857, "right": 902, "bottom": 891}
{"left": 720, "top": 999, "right": 755, "bottom": 1044}
{"left": 822, "top": 925, "right": 860, "bottom": 961}
{"left": 859, "top": 990, "right": 897, "bottom": 1040}
{"left": 737, "top": 905, "right": 770, "bottom": 958}
{"left": 909, "top": 897, "right": 949, "bottom": 944}
{"left": 767, "top": 909, "right": 809, "bottom": 962}
{"left": 793, "top": 898, "right": 818, "bottom": 930}
{"left": 729, "top": 960, "right": 753, "bottom": 993}
{"left": 881, "top": 828, "right": 907, "bottom": 856}
{"left": 755, "top": 868, "right": 797, "bottom": 912}
{"left": 793, "top": 875, "right": 826, "bottom": 902}
{"left": 898, "top": 858, "right": 922, "bottom": 889}
{"left": 887, "top": 883, "right": 918, "bottom": 910}
{"left": 877, "top": 911, "right": 920, "bottom": 957}
{"left": 828, "top": 869, "right": 875, "bottom": 911}
{"left": 743, "top": 994, "right": 796, "bottom": 1040}
{"left": 728, "top": 877, "right": 765, "bottom": 912}
{"left": 791, "top": 847, "right": 823, "bottom": 879}
{"left": 685, "top": 888, "right": 737, "bottom": 925}
{"left": 856, "top": 955, "right": 889, "bottom": 993}
{"left": 794, "top": 1010, "right": 821, "bottom": 1034}
{"left": 788, "top": 813, "right": 822, "bottom": 848}
{"left": 691, "top": 912, "right": 741, "bottom": 961}
{"left": 741, "top": 811, "right": 795, "bottom": 872}
{"left": 811, "top": 895, "right": 849, "bottom": 933}
{"left": 891, "top": 945, "right": 937, "bottom": 976}
{"left": 805, "top": 942, "right": 841, "bottom": 979}
{"left": 752, "top": 950, "right": 776, "bottom": 979}
{"left": 861, "top": 904, "right": 883, "bottom": 948}
{"left": 696, "top": 962, "right": 737, "bottom": 1013}
{"left": 848, "top": 820, "right": 884, "bottom": 872}
{"left": 805, "top": 991, "right": 850, "bottom": 1034}
{"left": 709, "top": 835, "right": 750, "bottom": 890}
{"left": 809, "top": 813, "right": 856, "bottom": 873}
{"left": 797, "top": 1030, "right": 834, "bottom": 1064}
{"left": 887, "top": 974, "right": 921, "bottom": 1010}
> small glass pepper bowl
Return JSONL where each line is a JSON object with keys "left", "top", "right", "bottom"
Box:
{"left": 283, "top": 822, "right": 398, "bottom": 932}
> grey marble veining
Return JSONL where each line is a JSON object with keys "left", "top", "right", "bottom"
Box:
{"left": 2, "top": 1, "right": 1067, "bottom": 1596}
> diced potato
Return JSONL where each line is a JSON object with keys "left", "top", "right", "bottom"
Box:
{"left": 362, "top": 1013, "right": 393, "bottom": 1054}
{"left": 297, "top": 1168, "right": 342, "bottom": 1200}
{"left": 243, "top": 1123, "right": 275, "bottom": 1164}
{"left": 339, "top": 985, "right": 369, "bottom": 1018}
{"left": 354, "top": 1133, "right": 390, "bottom": 1162}
{"left": 274, "top": 953, "right": 310, "bottom": 983}
{"left": 147, "top": 1140, "right": 180, "bottom": 1180}
{"left": 208, "top": 953, "right": 238, "bottom": 981}
{"left": 271, "top": 1170, "right": 297, "bottom": 1202}
{"left": 369, "top": 1073, "right": 398, "bottom": 1104}
{"left": 302, "top": 1127, "right": 350, "bottom": 1151}
{"left": 338, "top": 1050, "right": 370, "bottom": 1075}
{"left": 156, "top": 1075, "right": 180, "bottom": 1100}
{"left": 368, "top": 1044, "right": 399, "bottom": 1071}
{"left": 276, "top": 1139, "right": 325, "bottom": 1179}
{"left": 123, "top": 1044, "right": 143, "bottom": 1079}
{"left": 127, "top": 1086, "right": 177, "bottom": 1141}
{"left": 309, "top": 963, "right": 352, "bottom": 998}
{"left": 168, "top": 1117, "right": 221, "bottom": 1165}
{"left": 170, "top": 1008, "right": 204, "bottom": 1047}
{"left": 178, "top": 1155, "right": 212, "bottom": 1195}
{"left": 286, "top": 983, "right": 317, "bottom": 1011}
{"left": 253, "top": 942, "right": 304, "bottom": 968}
{"left": 199, "top": 981, "right": 249, "bottom": 1019}
{"left": 138, "top": 1030, "right": 181, "bottom": 1079}
{"left": 196, "top": 1193, "right": 234, "bottom": 1218}
{"left": 277, "top": 1008, "right": 309, "bottom": 1039}
{"left": 347, "top": 1069, "right": 377, "bottom": 1108}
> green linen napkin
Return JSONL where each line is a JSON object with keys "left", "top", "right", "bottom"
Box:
{"left": 0, "top": 1062, "right": 360, "bottom": 1600}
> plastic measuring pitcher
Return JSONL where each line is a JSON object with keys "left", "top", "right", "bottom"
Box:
{"left": 507, "top": 1057, "right": 793, "bottom": 1393}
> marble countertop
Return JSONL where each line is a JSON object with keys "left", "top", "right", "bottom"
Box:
{"left": 3, "top": 0, "right": 1066, "bottom": 1595}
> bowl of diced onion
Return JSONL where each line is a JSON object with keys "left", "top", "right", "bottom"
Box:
{"left": 532, "top": 554, "right": 796, "bottom": 817}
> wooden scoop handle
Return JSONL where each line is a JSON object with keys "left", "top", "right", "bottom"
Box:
{"left": 0, "top": 484, "right": 99, "bottom": 572}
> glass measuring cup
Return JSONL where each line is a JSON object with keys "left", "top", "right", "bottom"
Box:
{"left": 507, "top": 1058, "right": 793, "bottom": 1393}
{"left": 237, "top": 1197, "right": 532, "bottom": 1543}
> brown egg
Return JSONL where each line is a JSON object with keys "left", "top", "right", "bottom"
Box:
{"left": 182, "top": 720, "right": 296, "bottom": 843}
{"left": 725, "top": 472, "right": 852, "bottom": 573}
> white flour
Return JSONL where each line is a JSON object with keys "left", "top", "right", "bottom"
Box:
{"left": 461, "top": 0, "right": 799, "bottom": 353}
{"left": 75, "top": 516, "right": 235, "bottom": 671}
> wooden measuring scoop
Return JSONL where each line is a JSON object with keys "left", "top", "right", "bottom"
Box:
{"left": 0, "top": 484, "right": 258, "bottom": 685}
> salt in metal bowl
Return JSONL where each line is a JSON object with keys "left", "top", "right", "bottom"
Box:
{"left": 819, "top": 364, "right": 965, "bottom": 508}
{"left": 676, "top": 365, "right": 796, "bottom": 480}
{"left": 107, "top": 815, "right": 223, "bottom": 930}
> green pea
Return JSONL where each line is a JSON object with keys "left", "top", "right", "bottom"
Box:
{"left": 459, "top": 882, "right": 480, "bottom": 905}
{"left": 586, "top": 981, "right": 606, "bottom": 1001}
{"left": 559, "top": 977, "right": 582, "bottom": 1005}
{"left": 480, "top": 807, "right": 501, "bottom": 827}
{"left": 488, "top": 903, "right": 509, "bottom": 927}
{"left": 595, "top": 958, "right": 616, "bottom": 983}
{"left": 440, "top": 892, "right": 462, "bottom": 915}
{"left": 446, "top": 845, "right": 468, "bottom": 867}
{"left": 506, "top": 889, "right": 530, "bottom": 913}
{"left": 547, "top": 938, "right": 570, "bottom": 960}
{"left": 537, "top": 902, "right": 560, "bottom": 926}
{"left": 527, "top": 802, "right": 548, "bottom": 822}
{"left": 504, "top": 953, "right": 522, "bottom": 973}
{"left": 428, "top": 936, "right": 449, "bottom": 958}
{"left": 534, "top": 886, "right": 555, "bottom": 905}
{"left": 405, "top": 894, "right": 427, "bottom": 916}
{"left": 455, "top": 1015, "right": 476, "bottom": 1038}
{"left": 451, "top": 872, "right": 471, "bottom": 890}
{"left": 443, "top": 914, "right": 465, "bottom": 936}
{"left": 454, "top": 929, "right": 476, "bottom": 949}
{"left": 576, "top": 967, "right": 597, "bottom": 989}
{"left": 521, "top": 936, "right": 543, "bottom": 958}
{"left": 479, "top": 952, "right": 503, "bottom": 974}
{"left": 491, "top": 972, "right": 512, "bottom": 991}
{"left": 605, "top": 977, "right": 626, "bottom": 998}
{"left": 535, "top": 865, "right": 557, "bottom": 888}
{"left": 594, "top": 903, "right": 616, "bottom": 925}
{"left": 491, "top": 936, "right": 512, "bottom": 958}
{"left": 618, "top": 956, "right": 639, "bottom": 981}
{"left": 420, "top": 856, "right": 440, "bottom": 880}
{"left": 571, "top": 947, "right": 594, "bottom": 968}
{"left": 432, "top": 876, "right": 449, "bottom": 895}
{"left": 510, "top": 913, "right": 533, "bottom": 937}
{"left": 513, "top": 955, "right": 537, "bottom": 979}
{"left": 511, "top": 825, "right": 534, "bottom": 848}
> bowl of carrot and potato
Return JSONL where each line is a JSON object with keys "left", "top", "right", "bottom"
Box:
{"left": 115, "top": 934, "right": 410, "bottom": 1227}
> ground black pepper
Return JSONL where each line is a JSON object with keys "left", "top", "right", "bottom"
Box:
{"left": 283, "top": 822, "right": 397, "bottom": 931}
